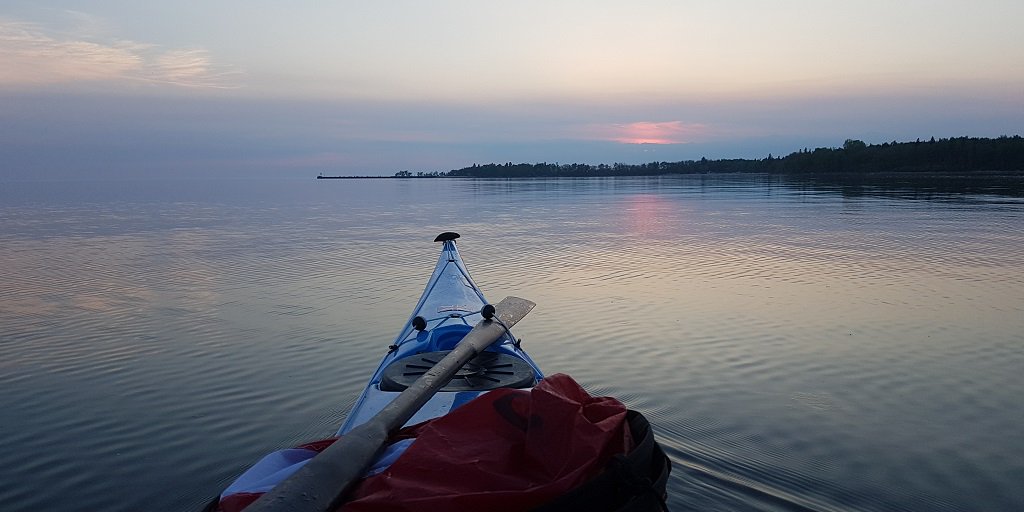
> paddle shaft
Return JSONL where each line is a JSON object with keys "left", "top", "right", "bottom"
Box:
{"left": 245, "top": 296, "right": 536, "bottom": 512}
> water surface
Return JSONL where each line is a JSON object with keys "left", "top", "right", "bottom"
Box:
{"left": 1, "top": 176, "right": 1022, "bottom": 511}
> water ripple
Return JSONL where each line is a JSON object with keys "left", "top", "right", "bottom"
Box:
{"left": 1, "top": 177, "right": 1023, "bottom": 511}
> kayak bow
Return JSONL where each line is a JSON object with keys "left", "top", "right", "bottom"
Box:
{"left": 337, "top": 232, "right": 543, "bottom": 435}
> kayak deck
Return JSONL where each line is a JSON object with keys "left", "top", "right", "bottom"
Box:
{"left": 337, "top": 233, "right": 543, "bottom": 435}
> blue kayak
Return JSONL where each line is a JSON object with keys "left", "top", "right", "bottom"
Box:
{"left": 337, "top": 231, "right": 543, "bottom": 434}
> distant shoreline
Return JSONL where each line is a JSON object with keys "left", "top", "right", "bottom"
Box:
{"left": 317, "top": 136, "right": 1024, "bottom": 180}
{"left": 317, "top": 170, "right": 1024, "bottom": 180}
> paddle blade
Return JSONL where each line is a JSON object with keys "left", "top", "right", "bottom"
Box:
{"left": 492, "top": 296, "right": 536, "bottom": 326}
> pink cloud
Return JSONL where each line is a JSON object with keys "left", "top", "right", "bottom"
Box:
{"left": 0, "top": 19, "right": 238, "bottom": 89}
{"left": 581, "top": 121, "right": 710, "bottom": 144}
{"left": 612, "top": 121, "right": 709, "bottom": 144}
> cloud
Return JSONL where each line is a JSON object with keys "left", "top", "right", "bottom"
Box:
{"left": 144, "top": 49, "right": 239, "bottom": 89}
{"left": 580, "top": 121, "right": 711, "bottom": 145}
{"left": 0, "top": 18, "right": 237, "bottom": 89}
{"left": 0, "top": 20, "right": 139, "bottom": 83}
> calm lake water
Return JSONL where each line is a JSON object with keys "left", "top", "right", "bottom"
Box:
{"left": 1, "top": 175, "right": 1022, "bottom": 511}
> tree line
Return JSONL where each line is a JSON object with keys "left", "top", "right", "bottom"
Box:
{"left": 395, "top": 136, "right": 1024, "bottom": 178}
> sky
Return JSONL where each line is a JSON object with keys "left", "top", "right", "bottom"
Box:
{"left": 1, "top": 1, "right": 1022, "bottom": 179}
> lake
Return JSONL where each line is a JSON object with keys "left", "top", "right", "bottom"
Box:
{"left": 1, "top": 175, "right": 1022, "bottom": 511}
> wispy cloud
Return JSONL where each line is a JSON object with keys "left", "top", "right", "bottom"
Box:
{"left": 141, "top": 48, "right": 240, "bottom": 89}
{"left": 0, "top": 18, "right": 238, "bottom": 89}
{"left": 580, "top": 121, "right": 711, "bottom": 145}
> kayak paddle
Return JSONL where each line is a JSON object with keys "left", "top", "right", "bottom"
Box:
{"left": 244, "top": 295, "right": 536, "bottom": 512}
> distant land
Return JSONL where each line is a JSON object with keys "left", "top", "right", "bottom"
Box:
{"left": 314, "top": 136, "right": 1024, "bottom": 179}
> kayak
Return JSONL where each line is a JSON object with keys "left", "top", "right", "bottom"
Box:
{"left": 337, "top": 231, "right": 543, "bottom": 434}
{"left": 208, "top": 233, "right": 670, "bottom": 512}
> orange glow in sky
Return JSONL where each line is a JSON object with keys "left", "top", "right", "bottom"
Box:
{"left": 1, "top": 2, "right": 1021, "bottom": 178}
{"left": 595, "top": 121, "right": 708, "bottom": 145}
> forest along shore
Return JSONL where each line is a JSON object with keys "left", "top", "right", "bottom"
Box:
{"left": 366, "top": 136, "right": 1023, "bottom": 179}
